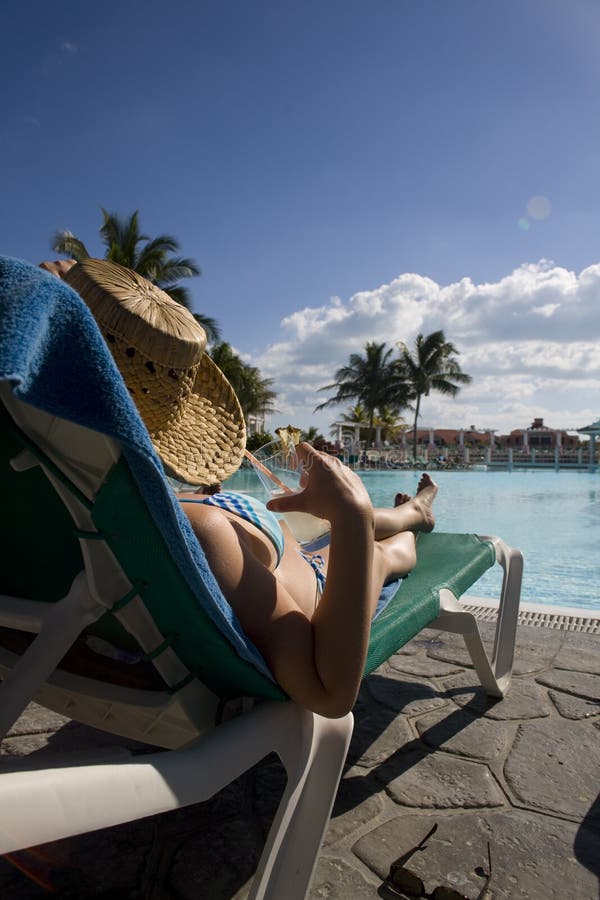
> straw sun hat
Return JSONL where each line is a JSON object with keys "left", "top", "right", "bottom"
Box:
{"left": 65, "top": 258, "right": 246, "bottom": 485}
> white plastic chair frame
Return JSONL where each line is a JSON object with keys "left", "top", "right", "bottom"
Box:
{"left": 0, "top": 386, "right": 353, "bottom": 900}
{"left": 430, "top": 535, "right": 522, "bottom": 698}
{"left": 0, "top": 386, "right": 522, "bottom": 897}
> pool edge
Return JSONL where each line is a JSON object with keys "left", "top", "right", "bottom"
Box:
{"left": 463, "top": 595, "right": 600, "bottom": 634}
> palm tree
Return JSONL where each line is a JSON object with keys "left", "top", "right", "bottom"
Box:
{"left": 316, "top": 342, "right": 409, "bottom": 447}
{"left": 210, "top": 342, "right": 245, "bottom": 387}
{"left": 331, "top": 402, "right": 405, "bottom": 448}
{"left": 51, "top": 209, "right": 220, "bottom": 341}
{"left": 301, "top": 426, "right": 324, "bottom": 445}
{"left": 339, "top": 404, "right": 368, "bottom": 425}
{"left": 373, "top": 405, "right": 406, "bottom": 445}
{"left": 398, "top": 330, "right": 472, "bottom": 460}
{"left": 236, "top": 364, "right": 277, "bottom": 420}
{"left": 210, "top": 342, "right": 277, "bottom": 421}
{"left": 328, "top": 404, "right": 368, "bottom": 444}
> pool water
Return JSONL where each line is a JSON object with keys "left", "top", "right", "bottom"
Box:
{"left": 225, "top": 468, "right": 600, "bottom": 611}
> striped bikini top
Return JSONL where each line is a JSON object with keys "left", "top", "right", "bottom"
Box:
{"left": 178, "top": 491, "right": 285, "bottom": 566}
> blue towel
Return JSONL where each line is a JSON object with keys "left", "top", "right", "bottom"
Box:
{"left": 0, "top": 256, "right": 274, "bottom": 679}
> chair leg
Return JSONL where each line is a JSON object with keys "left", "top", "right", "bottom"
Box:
{"left": 428, "top": 537, "right": 523, "bottom": 698}
{"left": 0, "top": 572, "right": 104, "bottom": 741}
{"left": 432, "top": 595, "right": 509, "bottom": 697}
{"left": 0, "top": 701, "right": 352, "bottom": 900}
{"left": 248, "top": 707, "right": 353, "bottom": 900}
{"left": 486, "top": 538, "right": 523, "bottom": 684}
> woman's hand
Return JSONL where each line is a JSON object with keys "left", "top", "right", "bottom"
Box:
{"left": 267, "top": 443, "right": 372, "bottom": 526}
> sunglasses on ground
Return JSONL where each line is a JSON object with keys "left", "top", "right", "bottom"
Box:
{"left": 385, "top": 823, "right": 493, "bottom": 900}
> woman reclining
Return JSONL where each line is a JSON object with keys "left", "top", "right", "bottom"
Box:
{"left": 42, "top": 258, "right": 438, "bottom": 718}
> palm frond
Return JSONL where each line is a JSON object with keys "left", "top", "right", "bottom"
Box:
{"left": 193, "top": 313, "right": 221, "bottom": 343}
{"left": 155, "top": 257, "right": 202, "bottom": 282}
{"left": 139, "top": 234, "right": 180, "bottom": 256}
{"left": 209, "top": 344, "right": 277, "bottom": 417}
{"left": 50, "top": 231, "right": 90, "bottom": 261}
{"left": 100, "top": 210, "right": 145, "bottom": 267}
{"left": 162, "top": 284, "right": 192, "bottom": 308}
{"left": 135, "top": 237, "right": 193, "bottom": 278}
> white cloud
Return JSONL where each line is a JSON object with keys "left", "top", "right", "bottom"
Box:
{"left": 247, "top": 260, "right": 600, "bottom": 437}
{"left": 531, "top": 303, "right": 560, "bottom": 317}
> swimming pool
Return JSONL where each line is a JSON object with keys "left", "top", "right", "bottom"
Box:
{"left": 226, "top": 467, "right": 600, "bottom": 611}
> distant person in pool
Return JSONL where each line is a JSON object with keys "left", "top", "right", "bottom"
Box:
{"left": 40, "top": 258, "right": 438, "bottom": 718}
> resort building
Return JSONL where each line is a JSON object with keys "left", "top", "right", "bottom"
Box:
{"left": 327, "top": 414, "right": 597, "bottom": 470}
{"left": 246, "top": 413, "right": 267, "bottom": 436}
{"left": 404, "top": 427, "right": 495, "bottom": 452}
{"left": 497, "top": 418, "right": 579, "bottom": 452}
{"left": 398, "top": 419, "right": 580, "bottom": 454}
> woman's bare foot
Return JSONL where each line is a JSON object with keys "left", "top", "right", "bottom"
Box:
{"left": 413, "top": 473, "right": 438, "bottom": 532}
{"left": 374, "top": 474, "right": 438, "bottom": 540}
{"left": 394, "top": 475, "right": 437, "bottom": 529}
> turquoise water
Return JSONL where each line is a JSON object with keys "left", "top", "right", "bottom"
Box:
{"left": 225, "top": 468, "right": 600, "bottom": 611}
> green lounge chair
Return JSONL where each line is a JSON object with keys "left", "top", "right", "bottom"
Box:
{"left": 0, "top": 258, "right": 522, "bottom": 899}
{"left": 0, "top": 381, "right": 355, "bottom": 900}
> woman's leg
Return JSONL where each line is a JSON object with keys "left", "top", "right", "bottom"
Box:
{"left": 367, "top": 532, "right": 417, "bottom": 616}
{"left": 373, "top": 474, "right": 438, "bottom": 540}
{"left": 298, "top": 473, "right": 436, "bottom": 610}
{"left": 363, "top": 474, "right": 438, "bottom": 615}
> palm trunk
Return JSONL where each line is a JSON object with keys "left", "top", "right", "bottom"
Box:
{"left": 367, "top": 410, "right": 375, "bottom": 449}
{"left": 412, "top": 396, "right": 421, "bottom": 461}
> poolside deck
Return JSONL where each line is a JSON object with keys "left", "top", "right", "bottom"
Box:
{"left": 1, "top": 618, "right": 598, "bottom": 899}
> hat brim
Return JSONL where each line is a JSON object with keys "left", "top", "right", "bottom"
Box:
{"left": 150, "top": 354, "right": 246, "bottom": 485}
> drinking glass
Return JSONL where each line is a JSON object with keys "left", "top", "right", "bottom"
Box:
{"left": 249, "top": 439, "right": 330, "bottom": 549}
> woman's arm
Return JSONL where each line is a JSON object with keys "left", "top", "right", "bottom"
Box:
{"left": 268, "top": 444, "right": 377, "bottom": 715}
{"left": 186, "top": 446, "right": 379, "bottom": 717}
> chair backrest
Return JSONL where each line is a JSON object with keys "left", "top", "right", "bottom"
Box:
{"left": 0, "top": 355, "right": 286, "bottom": 711}
{"left": 0, "top": 399, "right": 84, "bottom": 606}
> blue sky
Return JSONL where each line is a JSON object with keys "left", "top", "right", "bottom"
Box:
{"left": 3, "top": 0, "right": 600, "bottom": 435}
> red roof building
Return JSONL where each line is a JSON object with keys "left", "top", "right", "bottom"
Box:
{"left": 403, "top": 419, "right": 579, "bottom": 451}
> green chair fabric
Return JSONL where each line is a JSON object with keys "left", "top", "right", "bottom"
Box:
{"left": 365, "top": 532, "right": 495, "bottom": 674}
{"left": 0, "top": 403, "right": 85, "bottom": 602}
{"left": 91, "top": 457, "right": 286, "bottom": 701}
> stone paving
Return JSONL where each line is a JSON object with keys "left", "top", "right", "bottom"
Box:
{"left": 1, "top": 621, "right": 599, "bottom": 899}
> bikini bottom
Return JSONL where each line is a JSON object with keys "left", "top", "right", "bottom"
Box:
{"left": 298, "top": 550, "right": 402, "bottom": 619}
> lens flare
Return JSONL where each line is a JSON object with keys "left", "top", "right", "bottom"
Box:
{"left": 527, "top": 195, "right": 551, "bottom": 220}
